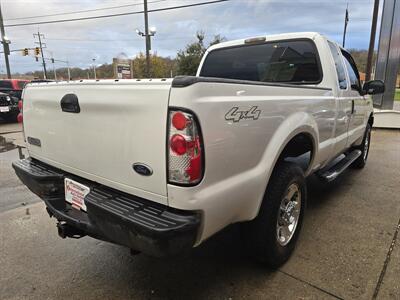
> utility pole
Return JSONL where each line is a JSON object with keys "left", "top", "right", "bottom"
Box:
{"left": 45, "top": 56, "right": 70, "bottom": 80}
{"left": 67, "top": 60, "right": 71, "bottom": 80}
{"left": 365, "top": 0, "right": 380, "bottom": 82}
{"left": 51, "top": 58, "right": 57, "bottom": 80}
{"left": 143, "top": 0, "right": 151, "bottom": 78}
{"left": 136, "top": 12, "right": 156, "bottom": 78}
{"left": 33, "top": 31, "right": 48, "bottom": 79}
{"left": 92, "top": 58, "right": 97, "bottom": 79}
{"left": 0, "top": 2, "right": 11, "bottom": 79}
{"left": 342, "top": 3, "right": 349, "bottom": 47}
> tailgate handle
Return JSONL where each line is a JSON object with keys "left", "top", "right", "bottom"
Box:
{"left": 60, "top": 94, "right": 80, "bottom": 113}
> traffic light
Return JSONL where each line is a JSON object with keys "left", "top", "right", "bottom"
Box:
{"left": 34, "top": 47, "right": 40, "bottom": 56}
{"left": 22, "top": 48, "right": 29, "bottom": 56}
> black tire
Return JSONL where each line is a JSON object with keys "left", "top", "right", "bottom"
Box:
{"left": 244, "top": 161, "right": 306, "bottom": 268}
{"left": 351, "top": 123, "right": 371, "bottom": 169}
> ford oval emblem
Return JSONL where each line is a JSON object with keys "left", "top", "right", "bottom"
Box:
{"left": 132, "top": 163, "right": 153, "bottom": 176}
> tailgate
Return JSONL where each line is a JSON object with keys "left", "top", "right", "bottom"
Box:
{"left": 23, "top": 80, "right": 172, "bottom": 205}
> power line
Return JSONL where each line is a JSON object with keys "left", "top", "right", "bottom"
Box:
{"left": 4, "top": 0, "right": 230, "bottom": 27}
{"left": 4, "top": 0, "right": 167, "bottom": 21}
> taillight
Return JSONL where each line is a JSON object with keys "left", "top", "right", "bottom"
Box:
{"left": 17, "top": 100, "right": 23, "bottom": 123}
{"left": 17, "top": 113, "right": 23, "bottom": 123}
{"left": 168, "top": 109, "right": 204, "bottom": 185}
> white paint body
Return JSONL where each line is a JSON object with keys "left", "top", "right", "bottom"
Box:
{"left": 22, "top": 32, "right": 372, "bottom": 245}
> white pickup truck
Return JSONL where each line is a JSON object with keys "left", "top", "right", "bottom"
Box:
{"left": 13, "top": 32, "right": 384, "bottom": 267}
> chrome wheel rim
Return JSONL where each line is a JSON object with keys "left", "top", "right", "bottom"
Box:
{"left": 363, "top": 131, "right": 370, "bottom": 161}
{"left": 276, "top": 183, "right": 301, "bottom": 246}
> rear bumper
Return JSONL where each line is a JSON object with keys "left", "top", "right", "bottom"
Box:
{"left": 12, "top": 158, "right": 201, "bottom": 257}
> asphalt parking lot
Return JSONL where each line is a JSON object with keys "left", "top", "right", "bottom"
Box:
{"left": 0, "top": 122, "right": 399, "bottom": 299}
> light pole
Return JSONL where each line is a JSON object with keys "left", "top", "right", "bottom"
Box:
{"left": 136, "top": 0, "right": 156, "bottom": 79}
{"left": 0, "top": 2, "right": 11, "bottom": 79}
{"left": 0, "top": 35, "right": 10, "bottom": 78}
{"left": 136, "top": 27, "right": 156, "bottom": 78}
{"left": 92, "top": 58, "right": 97, "bottom": 79}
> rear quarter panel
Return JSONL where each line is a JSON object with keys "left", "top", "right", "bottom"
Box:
{"left": 168, "top": 82, "right": 335, "bottom": 243}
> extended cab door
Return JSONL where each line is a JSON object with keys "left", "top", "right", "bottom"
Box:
{"left": 327, "top": 41, "right": 351, "bottom": 155}
{"left": 341, "top": 50, "right": 367, "bottom": 147}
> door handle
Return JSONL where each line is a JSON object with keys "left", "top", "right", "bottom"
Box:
{"left": 351, "top": 100, "right": 355, "bottom": 114}
{"left": 60, "top": 93, "right": 80, "bottom": 113}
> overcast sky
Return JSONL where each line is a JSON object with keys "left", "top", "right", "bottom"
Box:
{"left": 1, "top": 0, "right": 379, "bottom": 73}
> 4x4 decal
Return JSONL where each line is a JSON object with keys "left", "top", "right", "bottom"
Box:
{"left": 225, "top": 106, "right": 261, "bottom": 122}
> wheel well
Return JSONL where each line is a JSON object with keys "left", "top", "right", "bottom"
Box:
{"left": 278, "top": 133, "right": 314, "bottom": 172}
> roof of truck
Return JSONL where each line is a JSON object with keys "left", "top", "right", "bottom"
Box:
{"left": 207, "top": 32, "right": 324, "bottom": 52}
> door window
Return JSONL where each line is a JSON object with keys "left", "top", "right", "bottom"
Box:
{"left": 328, "top": 41, "right": 347, "bottom": 90}
{"left": 341, "top": 51, "right": 362, "bottom": 93}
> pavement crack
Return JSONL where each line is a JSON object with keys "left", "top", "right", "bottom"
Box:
{"left": 278, "top": 270, "right": 344, "bottom": 300}
{"left": 372, "top": 216, "right": 400, "bottom": 299}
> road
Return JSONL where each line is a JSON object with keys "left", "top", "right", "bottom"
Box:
{"left": 0, "top": 122, "right": 399, "bottom": 299}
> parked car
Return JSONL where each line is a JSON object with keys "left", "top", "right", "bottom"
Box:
{"left": 0, "top": 79, "right": 29, "bottom": 100}
{"left": 13, "top": 32, "right": 384, "bottom": 267}
{"left": 0, "top": 79, "right": 29, "bottom": 122}
{"left": 0, "top": 92, "right": 19, "bottom": 122}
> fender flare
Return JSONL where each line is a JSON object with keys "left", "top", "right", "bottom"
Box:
{"left": 250, "top": 112, "right": 319, "bottom": 219}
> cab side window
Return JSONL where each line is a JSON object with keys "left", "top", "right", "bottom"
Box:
{"left": 341, "top": 51, "right": 362, "bottom": 93}
{"left": 328, "top": 41, "right": 347, "bottom": 90}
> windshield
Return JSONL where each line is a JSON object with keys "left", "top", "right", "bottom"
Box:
{"left": 200, "top": 39, "right": 321, "bottom": 84}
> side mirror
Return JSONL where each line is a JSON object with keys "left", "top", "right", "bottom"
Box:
{"left": 362, "top": 80, "right": 385, "bottom": 95}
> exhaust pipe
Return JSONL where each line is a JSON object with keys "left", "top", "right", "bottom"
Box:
{"left": 57, "top": 222, "right": 86, "bottom": 239}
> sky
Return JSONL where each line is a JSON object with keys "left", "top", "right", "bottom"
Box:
{"left": 0, "top": 0, "right": 380, "bottom": 74}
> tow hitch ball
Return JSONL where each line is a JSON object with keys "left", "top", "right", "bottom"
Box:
{"left": 56, "top": 222, "right": 86, "bottom": 239}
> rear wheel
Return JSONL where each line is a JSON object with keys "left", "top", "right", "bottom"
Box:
{"left": 351, "top": 124, "right": 371, "bottom": 169}
{"left": 244, "top": 161, "right": 306, "bottom": 268}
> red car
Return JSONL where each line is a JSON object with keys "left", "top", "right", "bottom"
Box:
{"left": 0, "top": 79, "right": 29, "bottom": 122}
{"left": 0, "top": 79, "right": 29, "bottom": 100}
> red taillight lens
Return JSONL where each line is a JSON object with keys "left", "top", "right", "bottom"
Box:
{"left": 172, "top": 112, "right": 187, "bottom": 130}
{"left": 186, "top": 150, "right": 201, "bottom": 181}
{"left": 170, "top": 134, "right": 187, "bottom": 155}
{"left": 168, "top": 110, "right": 203, "bottom": 185}
{"left": 17, "top": 100, "right": 23, "bottom": 123}
{"left": 17, "top": 113, "right": 23, "bottom": 123}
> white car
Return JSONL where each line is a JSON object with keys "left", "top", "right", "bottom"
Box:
{"left": 13, "top": 32, "right": 384, "bottom": 267}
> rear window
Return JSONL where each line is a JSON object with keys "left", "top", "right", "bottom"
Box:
{"left": 0, "top": 80, "right": 12, "bottom": 89}
{"left": 200, "top": 39, "right": 322, "bottom": 84}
